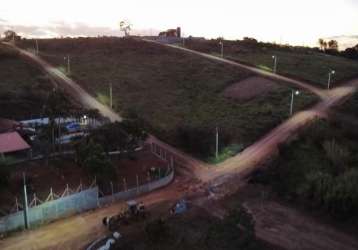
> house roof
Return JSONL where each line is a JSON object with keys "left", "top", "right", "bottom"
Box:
{"left": 0, "top": 132, "right": 30, "bottom": 154}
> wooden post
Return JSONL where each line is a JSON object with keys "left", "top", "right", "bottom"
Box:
{"left": 123, "top": 178, "right": 127, "bottom": 191}
{"left": 110, "top": 181, "right": 114, "bottom": 202}
{"left": 136, "top": 175, "right": 139, "bottom": 194}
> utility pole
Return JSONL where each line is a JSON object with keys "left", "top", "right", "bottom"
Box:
{"left": 290, "top": 90, "right": 300, "bottom": 116}
{"left": 215, "top": 127, "right": 219, "bottom": 159}
{"left": 327, "top": 70, "right": 335, "bottom": 89}
{"left": 272, "top": 55, "right": 278, "bottom": 73}
{"left": 109, "top": 82, "right": 113, "bottom": 108}
{"left": 35, "top": 39, "right": 39, "bottom": 55}
{"left": 219, "top": 41, "right": 224, "bottom": 58}
{"left": 23, "top": 172, "right": 29, "bottom": 229}
{"left": 67, "top": 55, "right": 70, "bottom": 74}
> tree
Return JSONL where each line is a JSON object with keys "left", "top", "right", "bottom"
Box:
{"left": 3, "top": 30, "right": 17, "bottom": 41}
{"left": 342, "top": 45, "right": 358, "bottom": 60}
{"left": 328, "top": 40, "right": 339, "bottom": 51}
{"left": 76, "top": 140, "right": 115, "bottom": 182}
{"left": 119, "top": 20, "right": 132, "bottom": 37}
{"left": 318, "top": 38, "right": 325, "bottom": 50}
{"left": 206, "top": 206, "right": 258, "bottom": 250}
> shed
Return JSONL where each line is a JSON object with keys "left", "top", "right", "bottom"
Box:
{"left": 0, "top": 131, "right": 31, "bottom": 156}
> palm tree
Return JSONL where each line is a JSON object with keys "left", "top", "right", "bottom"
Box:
{"left": 318, "top": 38, "right": 325, "bottom": 50}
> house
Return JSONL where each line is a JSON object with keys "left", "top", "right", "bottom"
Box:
{"left": 159, "top": 27, "right": 181, "bottom": 38}
{"left": 0, "top": 131, "right": 31, "bottom": 159}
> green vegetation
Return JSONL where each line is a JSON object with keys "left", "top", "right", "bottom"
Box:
{"left": 76, "top": 140, "right": 115, "bottom": 183}
{"left": 18, "top": 38, "right": 317, "bottom": 159}
{"left": 115, "top": 206, "right": 265, "bottom": 250}
{"left": 255, "top": 119, "right": 358, "bottom": 219}
{"left": 207, "top": 143, "right": 244, "bottom": 164}
{"left": 185, "top": 39, "right": 358, "bottom": 86}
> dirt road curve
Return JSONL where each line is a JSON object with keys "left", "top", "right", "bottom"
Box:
{"left": 143, "top": 39, "right": 327, "bottom": 98}
{"left": 2, "top": 43, "right": 358, "bottom": 250}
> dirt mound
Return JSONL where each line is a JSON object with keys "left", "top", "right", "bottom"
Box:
{"left": 223, "top": 76, "right": 278, "bottom": 101}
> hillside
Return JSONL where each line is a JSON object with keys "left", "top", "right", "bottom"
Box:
{"left": 184, "top": 39, "right": 358, "bottom": 86}
{"left": 18, "top": 37, "right": 317, "bottom": 160}
{"left": 0, "top": 44, "right": 55, "bottom": 120}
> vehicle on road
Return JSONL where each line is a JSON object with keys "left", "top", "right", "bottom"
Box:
{"left": 102, "top": 200, "right": 148, "bottom": 231}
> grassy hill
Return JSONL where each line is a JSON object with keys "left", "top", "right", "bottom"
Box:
{"left": 184, "top": 39, "right": 358, "bottom": 87}
{"left": 0, "top": 44, "right": 55, "bottom": 120}
{"left": 18, "top": 37, "right": 317, "bottom": 160}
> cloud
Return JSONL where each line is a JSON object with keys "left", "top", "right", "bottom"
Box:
{"left": 0, "top": 18, "right": 7, "bottom": 23}
{"left": 325, "top": 35, "right": 358, "bottom": 50}
{"left": 0, "top": 22, "right": 160, "bottom": 38}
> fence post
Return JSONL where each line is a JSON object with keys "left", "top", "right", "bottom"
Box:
{"left": 147, "top": 171, "right": 151, "bottom": 183}
{"left": 110, "top": 181, "right": 114, "bottom": 203}
{"left": 136, "top": 175, "right": 139, "bottom": 194}
{"left": 123, "top": 178, "right": 127, "bottom": 191}
{"left": 22, "top": 173, "right": 29, "bottom": 229}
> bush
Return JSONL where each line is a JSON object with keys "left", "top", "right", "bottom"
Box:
{"left": 145, "top": 218, "right": 170, "bottom": 244}
{"left": 205, "top": 207, "right": 258, "bottom": 250}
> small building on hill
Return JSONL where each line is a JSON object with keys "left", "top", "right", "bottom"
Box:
{"left": 159, "top": 27, "right": 181, "bottom": 38}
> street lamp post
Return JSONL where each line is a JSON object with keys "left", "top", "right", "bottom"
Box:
{"left": 215, "top": 127, "right": 219, "bottom": 159}
{"left": 327, "top": 70, "right": 335, "bottom": 89}
{"left": 272, "top": 55, "right": 278, "bottom": 73}
{"left": 290, "top": 90, "right": 300, "bottom": 116}
{"left": 109, "top": 82, "right": 113, "bottom": 108}
{"left": 64, "top": 55, "right": 70, "bottom": 74}
{"left": 35, "top": 39, "right": 39, "bottom": 55}
{"left": 219, "top": 41, "right": 224, "bottom": 58}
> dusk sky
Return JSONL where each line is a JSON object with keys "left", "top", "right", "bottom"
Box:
{"left": 1, "top": 0, "right": 358, "bottom": 47}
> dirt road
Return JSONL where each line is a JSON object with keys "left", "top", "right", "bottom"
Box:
{"left": 143, "top": 39, "right": 327, "bottom": 98}
{"left": 2, "top": 43, "right": 358, "bottom": 250}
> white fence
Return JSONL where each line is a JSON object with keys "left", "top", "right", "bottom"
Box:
{"left": 0, "top": 143, "right": 175, "bottom": 234}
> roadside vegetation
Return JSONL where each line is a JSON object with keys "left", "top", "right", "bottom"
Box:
{"left": 18, "top": 37, "right": 317, "bottom": 160}
{"left": 112, "top": 206, "right": 272, "bottom": 250}
{"left": 184, "top": 38, "right": 358, "bottom": 86}
{"left": 253, "top": 118, "right": 358, "bottom": 223}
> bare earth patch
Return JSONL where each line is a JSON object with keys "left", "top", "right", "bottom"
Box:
{"left": 223, "top": 76, "right": 279, "bottom": 101}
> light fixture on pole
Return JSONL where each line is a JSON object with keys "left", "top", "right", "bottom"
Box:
{"left": 327, "top": 70, "right": 335, "bottom": 89}
{"left": 290, "top": 90, "right": 300, "bottom": 116}
{"left": 219, "top": 41, "right": 224, "bottom": 58}
{"left": 272, "top": 55, "right": 278, "bottom": 73}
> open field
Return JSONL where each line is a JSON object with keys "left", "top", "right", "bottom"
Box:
{"left": 184, "top": 39, "right": 358, "bottom": 87}
{"left": 18, "top": 37, "right": 317, "bottom": 160}
{"left": 0, "top": 44, "right": 56, "bottom": 120}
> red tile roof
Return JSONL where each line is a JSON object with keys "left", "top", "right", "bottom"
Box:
{"left": 0, "top": 132, "right": 30, "bottom": 154}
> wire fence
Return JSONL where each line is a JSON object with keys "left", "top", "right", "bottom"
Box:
{"left": 0, "top": 142, "right": 176, "bottom": 233}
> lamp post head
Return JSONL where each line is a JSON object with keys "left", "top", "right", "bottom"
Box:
{"left": 272, "top": 55, "right": 276, "bottom": 59}
{"left": 331, "top": 70, "right": 335, "bottom": 74}
{"left": 295, "top": 90, "right": 300, "bottom": 95}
